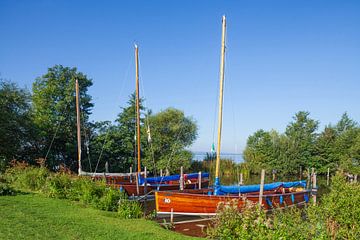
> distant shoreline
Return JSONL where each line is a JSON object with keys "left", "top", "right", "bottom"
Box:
{"left": 192, "top": 152, "right": 244, "bottom": 163}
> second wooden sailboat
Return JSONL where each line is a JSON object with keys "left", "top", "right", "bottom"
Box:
{"left": 155, "top": 16, "right": 310, "bottom": 216}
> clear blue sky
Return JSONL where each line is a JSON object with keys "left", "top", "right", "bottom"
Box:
{"left": 1, "top": 0, "right": 359, "bottom": 153}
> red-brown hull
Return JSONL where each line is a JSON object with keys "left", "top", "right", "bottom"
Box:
{"left": 119, "top": 180, "right": 210, "bottom": 196}
{"left": 155, "top": 190, "right": 310, "bottom": 216}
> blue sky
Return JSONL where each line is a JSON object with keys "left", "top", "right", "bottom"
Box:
{"left": 1, "top": 0, "right": 359, "bottom": 153}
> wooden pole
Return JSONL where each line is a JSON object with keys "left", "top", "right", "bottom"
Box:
{"left": 170, "top": 208, "right": 174, "bottom": 225}
{"left": 180, "top": 166, "right": 184, "bottom": 191}
{"left": 75, "top": 79, "right": 82, "bottom": 175}
{"left": 327, "top": 168, "right": 330, "bottom": 186}
{"left": 311, "top": 168, "right": 315, "bottom": 189}
{"left": 306, "top": 168, "right": 310, "bottom": 189}
{"left": 259, "top": 169, "right": 265, "bottom": 206}
{"left": 272, "top": 170, "right": 276, "bottom": 181}
{"left": 160, "top": 169, "right": 163, "bottom": 177}
{"left": 130, "top": 166, "right": 133, "bottom": 183}
{"left": 135, "top": 172, "right": 139, "bottom": 196}
{"left": 240, "top": 173, "right": 243, "bottom": 185}
{"left": 105, "top": 161, "right": 109, "bottom": 173}
{"left": 198, "top": 171, "right": 202, "bottom": 189}
{"left": 312, "top": 172, "right": 317, "bottom": 205}
{"left": 299, "top": 166, "right": 302, "bottom": 180}
{"left": 135, "top": 44, "right": 141, "bottom": 174}
{"left": 214, "top": 15, "right": 227, "bottom": 194}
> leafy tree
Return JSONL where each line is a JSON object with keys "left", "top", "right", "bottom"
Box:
{"left": 88, "top": 93, "right": 146, "bottom": 173}
{"left": 0, "top": 80, "right": 33, "bottom": 170}
{"left": 313, "top": 126, "right": 338, "bottom": 173}
{"left": 142, "top": 108, "right": 197, "bottom": 174}
{"left": 284, "top": 111, "right": 319, "bottom": 173}
{"left": 32, "top": 65, "right": 93, "bottom": 171}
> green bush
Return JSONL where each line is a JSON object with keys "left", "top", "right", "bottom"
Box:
{"left": 0, "top": 182, "right": 17, "bottom": 196}
{"left": 207, "top": 200, "right": 270, "bottom": 239}
{"left": 96, "top": 187, "right": 123, "bottom": 211}
{"left": 43, "top": 173, "right": 73, "bottom": 199}
{"left": 118, "top": 198, "right": 143, "bottom": 219}
{"left": 4, "top": 163, "right": 49, "bottom": 192}
{"left": 320, "top": 173, "right": 360, "bottom": 239}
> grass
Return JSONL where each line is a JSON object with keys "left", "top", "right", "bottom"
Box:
{"left": 0, "top": 194, "right": 197, "bottom": 240}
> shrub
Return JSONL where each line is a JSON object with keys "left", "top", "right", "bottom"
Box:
{"left": 320, "top": 173, "right": 360, "bottom": 239}
{"left": 96, "top": 187, "right": 123, "bottom": 212}
{"left": 4, "top": 162, "right": 49, "bottom": 192}
{"left": 207, "top": 200, "right": 270, "bottom": 239}
{"left": 118, "top": 198, "right": 143, "bottom": 219}
{"left": 43, "top": 173, "right": 73, "bottom": 199}
{"left": 0, "top": 182, "right": 17, "bottom": 196}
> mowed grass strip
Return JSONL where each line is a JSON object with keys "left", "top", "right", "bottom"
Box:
{"left": 0, "top": 194, "right": 197, "bottom": 240}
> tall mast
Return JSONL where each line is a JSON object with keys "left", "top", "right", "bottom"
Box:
{"left": 135, "top": 44, "right": 141, "bottom": 174}
{"left": 214, "top": 15, "right": 226, "bottom": 195}
{"left": 75, "top": 79, "right": 82, "bottom": 175}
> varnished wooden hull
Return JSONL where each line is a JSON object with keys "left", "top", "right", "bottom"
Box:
{"left": 119, "top": 180, "right": 210, "bottom": 196}
{"left": 155, "top": 190, "right": 310, "bottom": 216}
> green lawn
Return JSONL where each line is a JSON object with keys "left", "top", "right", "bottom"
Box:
{"left": 0, "top": 194, "right": 197, "bottom": 240}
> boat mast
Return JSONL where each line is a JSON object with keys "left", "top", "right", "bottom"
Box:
{"left": 75, "top": 79, "right": 82, "bottom": 175}
{"left": 135, "top": 44, "right": 141, "bottom": 175}
{"left": 214, "top": 15, "right": 226, "bottom": 195}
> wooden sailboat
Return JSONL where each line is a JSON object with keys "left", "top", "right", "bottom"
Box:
{"left": 75, "top": 45, "right": 209, "bottom": 194}
{"left": 117, "top": 44, "right": 209, "bottom": 196}
{"left": 155, "top": 16, "right": 310, "bottom": 216}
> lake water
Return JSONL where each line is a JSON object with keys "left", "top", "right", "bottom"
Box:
{"left": 192, "top": 152, "right": 244, "bottom": 163}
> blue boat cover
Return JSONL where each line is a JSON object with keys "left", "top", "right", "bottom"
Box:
{"left": 139, "top": 172, "right": 209, "bottom": 185}
{"left": 217, "top": 180, "right": 306, "bottom": 195}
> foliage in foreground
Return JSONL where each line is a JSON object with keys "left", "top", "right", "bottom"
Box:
{"left": 3, "top": 164, "right": 143, "bottom": 218}
{"left": 207, "top": 173, "right": 359, "bottom": 239}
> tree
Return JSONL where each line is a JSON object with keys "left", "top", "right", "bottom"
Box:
{"left": 32, "top": 65, "right": 93, "bottom": 171}
{"left": 285, "top": 111, "right": 319, "bottom": 173}
{"left": 142, "top": 108, "right": 198, "bottom": 174}
{"left": 88, "top": 93, "right": 147, "bottom": 173}
{"left": 0, "top": 80, "right": 33, "bottom": 170}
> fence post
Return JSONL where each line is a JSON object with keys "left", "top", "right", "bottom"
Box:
{"left": 312, "top": 171, "right": 317, "bottom": 205}
{"left": 259, "top": 169, "right": 265, "bottom": 206}
{"left": 180, "top": 166, "right": 184, "bottom": 191}
{"left": 130, "top": 166, "right": 133, "bottom": 183}
{"left": 198, "top": 171, "right": 202, "bottom": 189}
{"left": 327, "top": 168, "right": 330, "bottom": 186}
{"left": 240, "top": 173, "right": 243, "bottom": 185}
{"left": 160, "top": 169, "right": 163, "bottom": 177}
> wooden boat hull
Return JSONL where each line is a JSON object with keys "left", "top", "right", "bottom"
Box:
{"left": 119, "top": 180, "right": 210, "bottom": 196}
{"left": 155, "top": 190, "right": 310, "bottom": 216}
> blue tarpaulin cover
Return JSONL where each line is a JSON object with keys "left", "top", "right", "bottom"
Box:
{"left": 139, "top": 172, "right": 210, "bottom": 185}
{"left": 217, "top": 180, "right": 306, "bottom": 195}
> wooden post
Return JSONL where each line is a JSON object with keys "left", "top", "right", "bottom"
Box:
{"left": 306, "top": 168, "right": 310, "bottom": 189}
{"left": 180, "top": 166, "right": 184, "bottom": 191}
{"left": 272, "top": 170, "right": 276, "bottom": 181}
{"left": 170, "top": 208, "right": 174, "bottom": 225}
{"left": 198, "top": 171, "right": 202, "bottom": 189}
{"left": 311, "top": 168, "right": 315, "bottom": 189}
{"left": 259, "top": 169, "right": 265, "bottom": 206}
{"left": 130, "top": 166, "right": 133, "bottom": 183}
{"left": 135, "top": 172, "right": 139, "bottom": 196}
{"left": 327, "top": 168, "right": 330, "bottom": 186}
{"left": 166, "top": 168, "right": 170, "bottom": 176}
{"left": 105, "top": 161, "right": 109, "bottom": 173}
{"left": 75, "top": 79, "right": 82, "bottom": 175}
{"left": 160, "top": 169, "right": 163, "bottom": 177}
{"left": 299, "top": 166, "right": 302, "bottom": 180}
{"left": 144, "top": 167, "right": 147, "bottom": 195}
{"left": 240, "top": 173, "right": 243, "bottom": 185}
{"left": 312, "top": 172, "right": 317, "bottom": 205}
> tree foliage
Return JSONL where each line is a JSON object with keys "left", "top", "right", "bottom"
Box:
{"left": 0, "top": 80, "right": 34, "bottom": 170}
{"left": 142, "top": 108, "right": 198, "bottom": 174}
{"left": 32, "top": 65, "right": 93, "bottom": 171}
{"left": 244, "top": 111, "right": 360, "bottom": 175}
